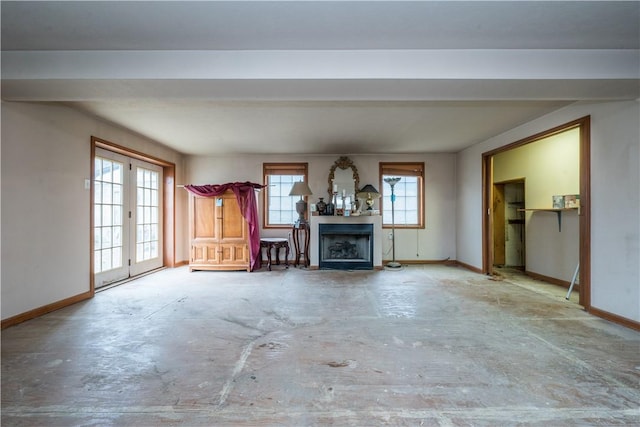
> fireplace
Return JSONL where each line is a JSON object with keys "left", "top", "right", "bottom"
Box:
{"left": 319, "top": 223, "right": 373, "bottom": 270}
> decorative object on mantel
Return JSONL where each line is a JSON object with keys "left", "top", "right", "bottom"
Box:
{"left": 357, "top": 184, "right": 381, "bottom": 211}
{"left": 316, "top": 197, "right": 327, "bottom": 215}
{"left": 325, "top": 199, "right": 335, "bottom": 216}
{"left": 384, "top": 177, "right": 402, "bottom": 269}
{"left": 289, "top": 180, "right": 313, "bottom": 225}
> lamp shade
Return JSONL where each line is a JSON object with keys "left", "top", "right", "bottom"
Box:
{"left": 289, "top": 181, "right": 312, "bottom": 197}
{"left": 383, "top": 177, "right": 401, "bottom": 187}
{"left": 356, "top": 184, "right": 381, "bottom": 199}
{"left": 356, "top": 184, "right": 381, "bottom": 211}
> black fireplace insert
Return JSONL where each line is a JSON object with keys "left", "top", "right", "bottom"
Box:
{"left": 319, "top": 223, "right": 373, "bottom": 270}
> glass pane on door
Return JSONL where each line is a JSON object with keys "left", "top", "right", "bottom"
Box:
{"left": 94, "top": 157, "right": 124, "bottom": 273}
{"left": 135, "top": 167, "right": 160, "bottom": 263}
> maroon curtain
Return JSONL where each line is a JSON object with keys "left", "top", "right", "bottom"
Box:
{"left": 184, "top": 182, "right": 265, "bottom": 272}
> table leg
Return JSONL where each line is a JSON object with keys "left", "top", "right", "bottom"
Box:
{"left": 275, "top": 245, "right": 281, "bottom": 265}
{"left": 303, "top": 226, "right": 310, "bottom": 267}
{"left": 266, "top": 245, "right": 273, "bottom": 271}
{"left": 284, "top": 243, "right": 290, "bottom": 268}
{"left": 293, "top": 230, "right": 301, "bottom": 267}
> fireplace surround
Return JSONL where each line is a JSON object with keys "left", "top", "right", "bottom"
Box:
{"left": 309, "top": 215, "right": 383, "bottom": 269}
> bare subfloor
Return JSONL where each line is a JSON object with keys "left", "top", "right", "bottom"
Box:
{"left": 2, "top": 265, "right": 639, "bottom": 426}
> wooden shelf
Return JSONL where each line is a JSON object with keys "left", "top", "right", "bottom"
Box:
{"left": 518, "top": 208, "right": 578, "bottom": 212}
{"left": 517, "top": 207, "right": 578, "bottom": 232}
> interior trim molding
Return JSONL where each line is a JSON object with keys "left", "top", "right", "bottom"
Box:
{"left": 397, "top": 259, "right": 457, "bottom": 266}
{"left": 524, "top": 270, "right": 577, "bottom": 290}
{"left": 482, "top": 116, "right": 591, "bottom": 309}
{"left": 588, "top": 306, "right": 640, "bottom": 332}
{"left": 455, "top": 260, "right": 484, "bottom": 274}
{"left": 1, "top": 291, "right": 93, "bottom": 330}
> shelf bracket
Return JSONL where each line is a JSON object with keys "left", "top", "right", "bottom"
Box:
{"left": 518, "top": 208, "right": 577, "bottom": 232}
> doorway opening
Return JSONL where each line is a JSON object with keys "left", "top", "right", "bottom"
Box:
{"left": 493, "top": 180, "right": 525, "bottom": 269}
{"left": 91, "top": 137, "right": 176, "bottom": 292}
{"left": 482, "top": 117, "right": 590, "bottom": 308}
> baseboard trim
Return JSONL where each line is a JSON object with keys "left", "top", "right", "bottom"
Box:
{"left": 174, "top": 260, "right": 189, "bottom": 267}
{"left": 455, "top": 261, "right": 484, "bottom": 274}
{"left": 308, "top": 265, "right": 383, "bottom": 270}
{"left": 588, "top": 306, "right": 640, "bottom": 332}
{"left": 1, "top": 290, "right": 94, "bottom": 330}
{"left": 525, "top": 270, "right": 577, "bottom": 290}
{"left": 396, "top": 258, "right": 457, "bottom": 266}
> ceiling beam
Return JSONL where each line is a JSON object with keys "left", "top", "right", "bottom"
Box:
{"left": 4, "top": 50, "right": 637, "bottom": 81}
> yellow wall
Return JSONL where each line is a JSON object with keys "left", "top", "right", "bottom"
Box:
{"left": 493, "top": 128, "right": 580, "bottom": 208}
{"left": 492, "top": 127, "right": 580, "bottom": 282}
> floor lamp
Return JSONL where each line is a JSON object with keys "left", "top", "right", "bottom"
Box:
{"left": 384, "top": 177, "right": 402, "bottom": 269}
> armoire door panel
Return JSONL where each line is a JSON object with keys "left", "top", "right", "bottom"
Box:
{"left": 220, "top": 193, "right": 244, "bottom": 240}
{"left": 219, "top": 244, "right": 248, "bottom": 264}
{"left": 194, "top": 198, "right": 216, "bottom": 238}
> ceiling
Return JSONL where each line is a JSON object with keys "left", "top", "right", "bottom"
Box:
{"left": 2, "top": 1, "right": 639, "bottom": 155}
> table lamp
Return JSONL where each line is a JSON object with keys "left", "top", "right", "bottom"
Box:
{"left": 289, "top": 181, "right": 313, "bottom": 225}
{"left": 356, "top": 184, "right": 381, "bottom": 211}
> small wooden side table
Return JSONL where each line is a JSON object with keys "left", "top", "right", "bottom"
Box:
{"left": 259, "top": 238, "right": 290, "bottom": 271}
{"left": 292, "top": 222, "right": 310, "bottom": 268}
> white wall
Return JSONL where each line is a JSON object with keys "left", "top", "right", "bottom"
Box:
{"left": 185, "top": 153, "right": 457, "bottom": 262}
{"left": 4, "top": 99, "right": 637, "bottom": 324}
{"left": 457, "top": 100, "right": 640, "bottom": 322}
{"left": 1, "top": 101, "right": 186, "bottom": 320}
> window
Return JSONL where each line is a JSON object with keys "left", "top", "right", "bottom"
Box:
{"left": 380, "top": 162, "right": 424, "bottom": 228}
{"left": 263, "top": 163, "right": 309, "bottom": 228}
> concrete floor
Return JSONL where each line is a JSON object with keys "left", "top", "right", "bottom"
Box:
{"left": 2, "top": 265, "right": 639, "bottom": 426}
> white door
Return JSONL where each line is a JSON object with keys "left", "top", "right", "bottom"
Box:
{"left": 94, "top": 148, "right": 163, "bottom": 288}
{"left": 129, "top": 158, "right": 163, "bottom": 276}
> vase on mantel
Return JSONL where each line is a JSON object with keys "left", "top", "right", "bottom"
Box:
{"left": 325, "top": 201, "right": 334, "bottom": 216}
{"left": 316, "top": 197, "right": 327, "bottom": 215}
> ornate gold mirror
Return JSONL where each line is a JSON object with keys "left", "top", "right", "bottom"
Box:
{"left": 327, "top": 156, "right": 360, "bottom": 200}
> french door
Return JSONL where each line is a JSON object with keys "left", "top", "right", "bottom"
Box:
{"left": 94, "top": 148, "right": 163, "bottom": 288}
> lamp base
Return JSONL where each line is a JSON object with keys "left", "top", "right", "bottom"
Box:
{"left": 365, "top": 198, "right": 374, "bottom": 210}
{"left": 295, "top": 199, "right": 307, "bottom": 224}
{"left": 385, "top": 261, "right": 402, "bottom": 269}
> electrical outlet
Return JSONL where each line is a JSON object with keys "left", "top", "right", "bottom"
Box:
{"left": 388, "top": 232, "right": 393, "bottom": 240}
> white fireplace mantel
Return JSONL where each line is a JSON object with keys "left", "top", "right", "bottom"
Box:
{"left": 309, "top": 215, "right": 383, "bottom": 269}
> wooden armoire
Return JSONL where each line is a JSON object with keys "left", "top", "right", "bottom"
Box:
{"left": 189, "top": 190, "right": 250, "bottom": 271}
